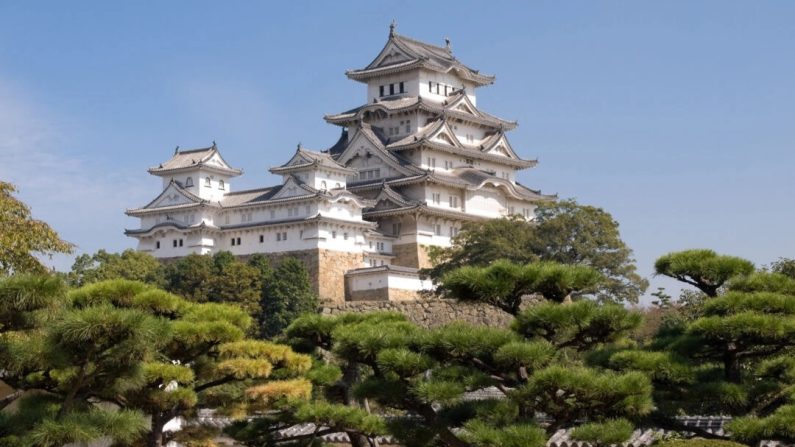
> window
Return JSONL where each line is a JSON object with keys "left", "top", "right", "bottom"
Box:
{"left": 259, "top": 235, "right": 264, "bottom": 243}
{"left": 392, "top": 222, "right": 401, "bottom": 236}
{"left": 276, "top": 233, "right": 281, "bottom": 242}
{"left": 179, "top": 239, "right": 183, "bottom": 247}
{"left": 426, "top": 157, "right": 436, "bottom": 168}
{"left": 218, "top": 180, "right": 225, "bottom": 190}
{"left": 156, "top": 241, "right": 160, "bottom": 249}
{"left": 436, "top": 83, "right": 440, "bottom": 94}
{"left": 389, "top": 83, "right": 395, "bottom": 95}
{"left": 204, "top": 177, "right": 211, "bottom": 187}
{"left": 405, "top": 122, "right": 411, "bottom": 133}
{"left": 277, "top": 232, "right": 287, "bottom": 242}
{"left": 399, "top": 81, "right": 405, "bottom": 93}
{"left": 361, "top": 168, "right": 380, "bottom": 180}
{"left": 509, "top": 206, "right": 515, "bottom": 215}
{"left": 320, "top": 180, "right": 327, "bottom": 190}
{"left": 444, "top": 160, "right": 452, "bottom": 169}
{"left": 173, "top": 239, "right": 178, "bottom": 248}
{"left": 343, "top": 232, "right": 348, "bottom": 240}
{"left": 305, "top": 205, "right": 311, "bottom": 214}
{"left": 377, "top": 242, "right": 384, "bottom": 251}
{"left": 231, "top": 237, "right": 236, "bottom": 246}
{"left": 335, "top": 182, "right": 342, "bottom": 188}
{"left": 185, "top": 177, "right": 193, "bottom": 187}
{"left": 299, "top": 230, "right": 304, "bottom": 239}
{"left": 444, "top": 85, "right": 448, "bottom": 96}
{"left": 270, "top": 210, "right": 275, "bottom": 219}
{"left": 523, "top": 208, "right": 533, "bottom": 219}
{"left": 465, "top": 158, "right": 474, "bottom": 165}
{"left": 332, "top": 231, "right": 337, "bottom": 239}
{"left": 450, "top": 226, "right": 459, "bottom": 237}
{"left": 434, "top": 224, "right": 442, "bottom": 236}
{"left": 379, "top": 85, "right": 384, "bottom": 96}
{"left": 449, "top": 196, "right": 458, "bottom": 208}
{"left": 281, "top": 232, "right": 287, "bottom": 241}
{"left": 432, "top": 193, "right": 441, "bottom": 204}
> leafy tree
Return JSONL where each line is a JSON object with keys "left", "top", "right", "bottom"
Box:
{"left": 67, "top": 248, "right": 165, "bottom": 287}
{"left": 163, "top": 251, "right": 263, "bottom": 320}
{"left": 0, "top": 181, "right": 73, "bottom": 275}
{"left": 654, "top": 249, "right": 754, "bottom": 297}
{"left": 426, "top": 200, "right": 648, "bottom": 303}
{"left": 259, "top": 257, "right": 319, "bottom": 339}
{"left": 438, "top": 259, "right": 601, "bottom": 315}
{"left": 770, "top": 257, "right": 795, "bottom": 279}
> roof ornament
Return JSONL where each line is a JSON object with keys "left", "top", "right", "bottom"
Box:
{"left": 389, "top": 19, "right": 396, "bottom": 37}
{"left": 297, "top": 142, "right": 302, "bottom": 151}
{"left": 212, "top": 140, "right": 217, "bottom": 149}
{"left": 445, "top": 37, "right": 452, "bottom": 51}
{"left": 174, "top": 145, "right": 180, "bottom": 154}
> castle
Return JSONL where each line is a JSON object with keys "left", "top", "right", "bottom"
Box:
{"left": 125, "top": 25, "right": 554, "bottom": 302}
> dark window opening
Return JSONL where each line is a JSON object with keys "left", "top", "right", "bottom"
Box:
{"left": 156, "top": 241, "right": 160, "bottom": 249}
{"left": 172, "top": 239, "right": 177, "bottom": 248}
{"left": 379, "top": 85, "right": 384, "bottom": 96}
{"left": 389, "top": 84, "right": 395, "bottom": 95}
{"left": 236, "top": 237, "right": 241, "bottom": 245}
{"left": 399, "top": 82, "right": 405, "bottom": 93}
{"left": 179, "top": 239, "right": 183, "bottom": 247}
{"left": 259, "top": 235, "right": 264, "bottom": 243}
{"left": 231, "top": 238, "right": 236, "bottom": 246}
{"left": 428, "top": 81, "right": 432, "bottom": 91}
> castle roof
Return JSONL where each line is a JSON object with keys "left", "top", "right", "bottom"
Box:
{"left": 346, "top": 29, "right": 495, "bottom": 86}
{"left": 148, "top": 144, "right": 242, "bottom": 176}
{"left": 324, "top": 91, "right": 517, "bottom": 130}
{"left": 350, "top": 168, "right": 556, "bottom": 203}
{"left": 270, "top": 146, "right": 355, "bottom": 175}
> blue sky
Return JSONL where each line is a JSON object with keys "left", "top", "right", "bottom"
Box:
{"left": 1, "top": 1, "right": 793, "bottom": 302}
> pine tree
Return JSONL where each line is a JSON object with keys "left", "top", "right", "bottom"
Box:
{"left": 610, "top": 250, "right": 795, "bottom": 444}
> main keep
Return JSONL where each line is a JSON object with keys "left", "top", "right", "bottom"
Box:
{"left": 125, "top": 26, "right": 554, "bottom": 302}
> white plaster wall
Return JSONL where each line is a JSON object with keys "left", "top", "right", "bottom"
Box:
{"left": 162, "top": 168, "right": 231, "bottom": 201}
{"left": 349, "top": 270, "right": 431, "bottom": 292}
{"left": 366, "top": 72, "right": 420, "bottom": 102}
{"left": 419, "top": 70, "right": 477, "bottom": 105}
{"left": 465, "top": 188, "right": 505, "bottom": 218}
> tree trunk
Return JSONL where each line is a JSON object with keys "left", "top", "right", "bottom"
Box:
{"left": 724, "top": 345, "right": 741, "bottom": 383}
{"left": 147, "top": 413, "right": 166, "bottom": 447}
{"left": 340, "top": 363, "right": 371, "bottom": 447}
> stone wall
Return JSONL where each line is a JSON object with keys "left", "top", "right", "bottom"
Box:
{"left": 322, "top": 299, "right": 514, "bottom": 328}
{"left": 240, "top": 249, "right": 362, "bottom": 303}
{"left": 346, "top": 288, "right": 422, "bottom": 302}
{"left": 392, "top": 243, "right": 432, "bottom": 269}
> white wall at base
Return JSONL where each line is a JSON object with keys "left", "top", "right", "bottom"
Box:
{"left": 348, "top": 269, "right": 431, "bottom": 292}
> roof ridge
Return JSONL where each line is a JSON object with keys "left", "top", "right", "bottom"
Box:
{"left": 393, "top": 32, "right": 452, "bottom": 56}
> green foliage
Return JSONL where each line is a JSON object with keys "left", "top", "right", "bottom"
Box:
{"left": 514, "top": 300, "right": 642, "bottom": 350}
{"left": 426, "top": 200, "right": 648, "bottom": 303}
{"left": 570, "top": 418, "right": 634, "bottom": 446}
{"left": 655, "top": 249, "right": 754, "bottom": 297}
{"left": 770, "top": 258, "right": 795, "bottom": 279}
{"left": 462, "top": 420, "right": 547, "bottom": 447}
{"left": 67, "top": 249, "right": 165, "bottom": 287}
{"left": 1, "top": 276, "right": 311, "bottom": 446}
{"left": 726, "top": 404, "right": 795, "bottom": 443}
{"left": 0, "top": 274, "right": 65, "bottom": 331}
{"left": 259, "top": 257, "right": 318, "bottom": 338}
{"left": 439, "top": 259, "right": 601, "bottom": 314}
{"left": 0, "top": 181, "right": 73, "bottom": 275}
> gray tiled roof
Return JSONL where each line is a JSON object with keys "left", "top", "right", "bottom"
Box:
{"left": 271, "top": 147, "right": 354, "bottom": 174}
{"left": 148, "top": 145, "right": 242, "bottom": 176}
{"left": 347, "top": 31, "right": 495, "bottom": 86}
{"left": 325, "top": 92, "right": 517, "bottom": 130}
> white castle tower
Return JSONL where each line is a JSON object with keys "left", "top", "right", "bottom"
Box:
{"left": 126, "top": 26, "right": 554, "bottom": 302}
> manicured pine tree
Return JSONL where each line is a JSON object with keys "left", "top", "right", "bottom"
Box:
{"left": 67, "top": 279, "right": 314, "bottom": 447}
{"left": 610, "top": 250, "right": 795, "bottom": 444}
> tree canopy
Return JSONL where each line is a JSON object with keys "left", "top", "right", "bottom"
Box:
{"left": 0, "top": 182, "right": 73, "bottom": 275}
{"left": 426, "top": 200, "right": 648, "bottom": 303}
{"left": 0, "top": 276, "right": 313, "bottom": 447}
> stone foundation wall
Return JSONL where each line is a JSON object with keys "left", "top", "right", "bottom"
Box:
{"left": 239, "top": 249, "right": 362, "bottom": 303}
{"left": 321, "top": 299, "right": 514, "bottom": 328}
{"left": 392, "top": 243, "right": 432, "bottom": 269}
{"left": 346, "top": 288, "right": 423, "bottom": 302}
